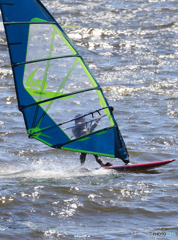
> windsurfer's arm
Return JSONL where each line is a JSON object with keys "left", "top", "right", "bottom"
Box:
{"left": 90, "top": 117, "right": 101, "bottom": 132}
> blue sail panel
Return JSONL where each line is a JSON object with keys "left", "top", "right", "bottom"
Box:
{"left": 0, "top": 0, "right": 52, "bottom": 23}
{"left": 4, "top": 25, "right": 29, "bottom": 64}
{"left": 62, "top": 128, "right": 115, "bottom": 157}
{"left": 61, "top": 127, "right": 129, "bottom": 160}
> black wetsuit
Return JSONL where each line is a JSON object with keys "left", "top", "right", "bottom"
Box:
{"left": 72, "top": 119, "right": 103, "bottom": 166}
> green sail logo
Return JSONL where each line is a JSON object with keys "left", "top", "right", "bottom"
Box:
{"left": 26, "top": 69, "right": 47, "bottom": 90}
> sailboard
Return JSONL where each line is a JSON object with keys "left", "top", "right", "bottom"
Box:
{"left": 101, "top": 159, "right": 175, "bottom": 172}
{"left": 0, "top": 0, "right": 129, "bottom": 162}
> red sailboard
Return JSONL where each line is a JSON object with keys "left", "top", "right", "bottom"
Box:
{"left": 102, "top": 159, "right": 175, "bottom": 172}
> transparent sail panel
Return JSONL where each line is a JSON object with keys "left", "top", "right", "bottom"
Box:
{"left": 26, "top": 22, "right": 73, "bottom": 62}
{"left": 23, "top": 57, "right": 95, "bottom": 103}
{"left": 37, "top": 90, "right": 112, "bottom": 139}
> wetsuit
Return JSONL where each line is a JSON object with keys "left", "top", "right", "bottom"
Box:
{"left": 72, "top": 117, "right": 103, "bottom": 166}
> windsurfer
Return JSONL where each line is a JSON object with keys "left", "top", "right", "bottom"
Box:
{"left": 72, "top": 114, "right": 112, "bottom": 167}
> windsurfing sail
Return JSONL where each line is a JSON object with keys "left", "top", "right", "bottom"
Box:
{"left": 0, "top": 0, "right": 129, "bottom": 161}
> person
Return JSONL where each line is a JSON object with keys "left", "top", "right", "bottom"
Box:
{"left": 72, "top": 114, "right": 112, "bottom": 167}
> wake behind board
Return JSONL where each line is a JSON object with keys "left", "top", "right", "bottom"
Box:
{"left": 102, "top": 159, "right": 175, "bottom": 172}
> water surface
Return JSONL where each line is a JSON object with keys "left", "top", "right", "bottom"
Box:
{"left": 0, "top": 0, "right": 178, "bottom": 239}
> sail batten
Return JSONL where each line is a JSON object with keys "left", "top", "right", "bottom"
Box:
{"left": 20, "top": 87, "right": 100, "bottom": 111}
{"left": 4, "top": 22, "right": 56, "bottom": 25}
{"left": 0, "top": 3, "right": 14, "bottom": 5}
{"left": 12, "top": 54, "right": 80, "bottom": 67}
{"left": 0, "top": 0, "right": 129, "bottom": 161}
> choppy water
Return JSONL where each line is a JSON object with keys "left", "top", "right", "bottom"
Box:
{"left": 0, "top": 0, "right": 178, "bottom": 239}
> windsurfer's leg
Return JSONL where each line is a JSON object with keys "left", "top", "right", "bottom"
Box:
{"left": 94, "top": 155, "right": 112, "bottom": 167}
{"left": 123, "top": 159, "right": 131, "bottom": 165}
{"left": 80, "top": 153, "right": 87, "bottom": 165}
{"left": 94, "top": 155, "right": 103, "bottom": 165}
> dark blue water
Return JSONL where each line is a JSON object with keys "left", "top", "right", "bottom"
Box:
{"left": 0, "top": 0, "right": 178, "bottom": 239}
